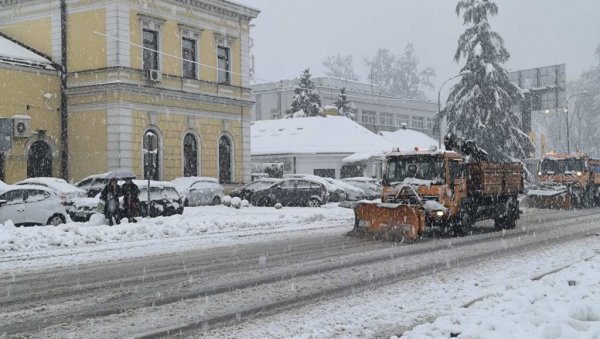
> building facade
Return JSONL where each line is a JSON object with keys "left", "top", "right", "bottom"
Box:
{"left": 0, "top": 33, "right": 61, "bottom": 184}
{"left": 0, "top": 0, "right": 259, "bottom": 183}
{"left": 251, "top": 77, "right": 437, "bottom": 136}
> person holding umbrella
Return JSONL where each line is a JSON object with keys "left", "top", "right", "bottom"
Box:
{"left": 100, "top": 178, "right": 121, "bottom": 226}
{"left": 121, "top": 177, "right": 140, "bottom": 223}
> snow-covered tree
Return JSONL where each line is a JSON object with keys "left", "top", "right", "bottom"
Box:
{"left": 365, "top": 44, "right": 435, "bottom": 100}
{"left": 334, "top": 87, "right": 354, "bottom": 120}
{"left": 567, "top": 46, "right": 600, "bottom": 156}
{"left": 439, "top": 0, "right": 533, "bottom": 161}
{"left": 323, "top": 54, "right": 359, "bottom": 81}
{"left": 287, "top": 68, "right": 323, "bottom": 118}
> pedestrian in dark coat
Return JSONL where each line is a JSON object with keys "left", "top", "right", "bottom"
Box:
{"left": 100, "top": 178, "right": 121, "bottom": 226}
{"left": 121, "top": 178, "right": 140, "bottom": 223}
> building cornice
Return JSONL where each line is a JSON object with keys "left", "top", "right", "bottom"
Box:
{"left": 67, "top": 82, "right": 255, "bottom": 108}
{"left": 0, "top": 0, "right": 259, "bottom": 23}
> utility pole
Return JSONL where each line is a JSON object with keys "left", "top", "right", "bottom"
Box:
{"left": 60, "top": 0, "right": 69, "bottom": 180}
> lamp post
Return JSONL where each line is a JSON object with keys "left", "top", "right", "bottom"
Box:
{"left": 437, "top": 71, "right": 471, "bottom": 148}
{"left": 565, "top": 91, "right": 589, "bottom": 153}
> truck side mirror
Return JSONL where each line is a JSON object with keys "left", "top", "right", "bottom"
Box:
{"left": 382, "top": 174, "right": 389, "bottom": 186}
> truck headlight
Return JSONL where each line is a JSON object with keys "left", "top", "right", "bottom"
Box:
{"left": 576, "top": 171, "right": 582, "bottom": 176}
{"left": 436, "top": 210, "right": 444, "bottom": 217}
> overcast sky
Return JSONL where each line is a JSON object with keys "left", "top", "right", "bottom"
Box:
{"left": 237, "top": 0, "right": 600, "bottom": 99}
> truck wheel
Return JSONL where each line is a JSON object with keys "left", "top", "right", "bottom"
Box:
{"left": 453, "top": 209, "right": 473, "bottom": 236}
{"left": 494, "top": 216, "right": 516, "bottom": 230}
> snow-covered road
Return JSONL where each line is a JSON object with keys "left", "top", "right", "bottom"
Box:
{"left": 1, "top": 205, "right": 599, "bottom": 338}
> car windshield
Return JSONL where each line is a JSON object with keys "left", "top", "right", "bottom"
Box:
{"left": 386, "top": 155, "right": 445, "bottom": 184}
{"left": 540, "top": 159, "right": 585, "bottom": 174}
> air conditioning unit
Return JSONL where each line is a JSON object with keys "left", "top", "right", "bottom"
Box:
{"left": 11, "top": 115, "right": 32, "bottom": 138}
{"left": 146, "top": 69, "right": 162, "bottom": 82}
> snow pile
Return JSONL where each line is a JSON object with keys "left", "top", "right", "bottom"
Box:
{"left": 0, "top": 205, "right": 353, "bottom": 253}
{"left": 402, "top": 255, "right": 600, "bottom": 338}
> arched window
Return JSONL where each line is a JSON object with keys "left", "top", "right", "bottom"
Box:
{"left": 183, "top": 133, "right": 198, "bottom": 177}
{"left": 27, "top": 140, "right": 52, "bottom": 178}
{"left": 218, "top": 135, "right": 232, "bottom": 183}
{"left": 143, "top": 129, "right": 160, "bottom": 180}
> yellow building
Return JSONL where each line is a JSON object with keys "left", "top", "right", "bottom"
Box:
{"left": 0, "top": 0, "right": 259, "bottom": 184}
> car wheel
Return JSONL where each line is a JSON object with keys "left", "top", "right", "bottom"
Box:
{"left": 308, "top": 198, "right": 321, "bottom": 208}
{"left": 212, "top": 196, "right": 221, "bottom": 205}
{"left": 47, "top": 214, "right": 66, "bottom": 226}
{"left": 257, "top": 197, "right": 270, "bottom": 207}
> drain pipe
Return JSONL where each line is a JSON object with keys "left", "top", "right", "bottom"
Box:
{"left": 59, "top": 0, "right": 69, "bottom": 180}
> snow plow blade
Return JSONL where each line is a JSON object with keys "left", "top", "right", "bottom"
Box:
{"left": 354, "top": 202, "right": 425, "bottom": 240}
{"left": 527, "top": 184, "right": 571, "bottom": 209}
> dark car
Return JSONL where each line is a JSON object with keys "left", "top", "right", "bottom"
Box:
{"left": 230, "top": 178, "right": 282, "bottom": 201}
{"left": 251, "top": 178, "right": 329, "bottom": 207}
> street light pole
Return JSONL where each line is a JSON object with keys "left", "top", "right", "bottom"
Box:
{"left": 437, "top": 71, "right": 470, "bottom": 148}
{"left": 565, "top": 91, "right": 589, "bottom": 153}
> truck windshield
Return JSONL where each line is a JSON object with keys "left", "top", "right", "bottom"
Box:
{"left": 386, "top": 155, "right": 445, "bottom": 184}
{"left": 540, "top": 158, "right": 585, "bottom": 174}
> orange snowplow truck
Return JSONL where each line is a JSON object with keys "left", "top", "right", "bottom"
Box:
{"left": 527, "top": 152, "right": 600, "bottom": 209}
{"left": 354, "top": 134, "right": 524, "bottom": 239}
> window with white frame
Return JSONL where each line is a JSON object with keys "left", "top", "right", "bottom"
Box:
{"left": 138, "top": 14, "right": 164, "bottom": 71}
{"left": 179, "top": 25, "right": 201, "bottom": 79}
{"left": 411, "top": 116, "right": 425, "bottom": 129}
{"left": 142, "top": 29, "right": 159, "bottom": 71}
{"left": 217, "top": 46, "right": 230, "bottom": 84}
{"left": 397, "top": 114, "right": 410, "bottom": 127}
{"left": 426, "top": 118, "right": 434, "bottom": 130}
{"left": 182, "top": 38, "right": 197, "bottom": 78}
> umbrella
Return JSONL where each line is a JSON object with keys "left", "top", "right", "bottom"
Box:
{"left": 106, "top": 170, "right": 136, "bottom": 180}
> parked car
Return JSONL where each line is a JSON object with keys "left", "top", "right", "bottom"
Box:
{"left": 230, "top": 178, "right": 282, "bottom": 201}
{"left": 15, "top": 177, "right": 85, "bottom": 210}
{"left": 74, "top": 170, "right": 136, "bottom": 197}
{"left": 136, "top": 180, "right": 184, "bottom": 217}
{"left": 69, "top": 195, "right": 101, "bottom": 222}
{"left": 342, "top": 177, "right": 383, "bottom": 200}
{"left": 251, "top": 178, "right": 329, "bottom": 207}
{"left": 69, "top": 180, "right": 184, "bottom": 221}
{"left": 282, "top": 174, "right": 347, "bottom": 202}
{"left": 322, "top": 177, "right": 366, "bottom": 201}
{"left": 171, "top": 177, "right": 224, "bottom": 206}
{"left": 0, "top": 185, "right": 69, "bottom": 226}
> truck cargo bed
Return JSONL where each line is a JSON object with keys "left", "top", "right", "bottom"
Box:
{"left": 467, "top": 162, "right": 523, "bottom": 196}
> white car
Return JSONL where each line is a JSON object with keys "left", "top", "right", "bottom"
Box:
{"left": 170, "top": 177, "right": 224, "bottom": 206}
{"left": 0, "top": 185, "right": 69, "bottom": 226}
{"left": 322, "top": 177, "right": 366, "bottom": 201}
{"left": 15, "top": 177, "right": 86, "bottom": 210}
{"left": 342, "top": 177, "right": 383, "bottom": 200}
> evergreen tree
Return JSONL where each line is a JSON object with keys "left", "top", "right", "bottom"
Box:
{"left": 334, "top": 87, "right": 354, "bottom": 120}
{"left": 287, "top": 68, "right": 323, "bottom": 118}
{"left": 439, "top": 0, "right": 533, "bottom": 161}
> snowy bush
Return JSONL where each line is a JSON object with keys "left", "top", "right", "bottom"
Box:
{"left": 274, "top": 203, "right": 283, "bottom": 210}
{"left": 222, "top": 195, "right": 232, "bottom": 207}
{"left": 241, "top": 199, "right": 249, "bottom": 208}
{"left": 231, "top": 197, "right": 242, "bottom": 209}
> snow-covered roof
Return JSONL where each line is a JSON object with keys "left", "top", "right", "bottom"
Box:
{"left": 0, "top": 34, "right": 55, "bottom": 69}
{"left": 171, "top": 176, "right": 220, "bottom": 192}
{"left": 379, "top": 128, "right": 440, "bottom": 152}
{"left": 251, "top": 116, "right": 394, "bottom": 156}
{"left": 341, "top": 128, "right": 441, "bottom": 164}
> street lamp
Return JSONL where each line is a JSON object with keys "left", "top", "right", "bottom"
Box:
{"left": 437, "top": 71, "right": 471, "bottom": 148}
{"left": 565, "top": 91, "right": 589, "bottom": 153}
